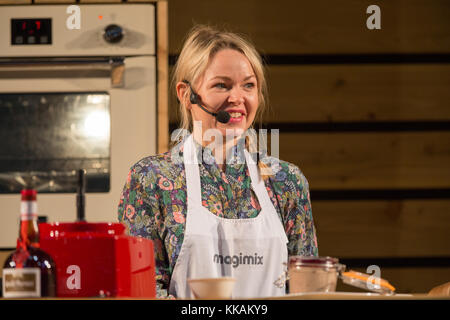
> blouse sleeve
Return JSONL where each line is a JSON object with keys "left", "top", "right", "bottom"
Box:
{"left": 117, "top": 163, "right": 171, "bottom": 298}
{"left": 284, "top": 165, "right": 319, "bottom": 257}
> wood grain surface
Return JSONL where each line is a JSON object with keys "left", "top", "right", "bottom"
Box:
{"left": 279, "top": 131, "right": 450, "bottom": 189}
{"left": 169, "top": 0, "right": 450, "bottom": 54}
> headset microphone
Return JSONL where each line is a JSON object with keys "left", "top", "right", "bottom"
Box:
{"left": 182, "top": 80, "right": 231, "bottom": 124}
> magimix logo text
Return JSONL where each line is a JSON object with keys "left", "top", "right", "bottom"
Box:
{"left": 213, "top": 253, "right": 263, "bottom": 268}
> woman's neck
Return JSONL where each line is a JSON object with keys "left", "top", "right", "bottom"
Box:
{"left": 192, "top": 129, "right": 245, "bottom": 171}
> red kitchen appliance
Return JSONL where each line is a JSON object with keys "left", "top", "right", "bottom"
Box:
{"left": 39, "top": 222, "right": 156, "bottom": 298}
{"left": 38, "top": 169, "right": 156, "bottom": 298}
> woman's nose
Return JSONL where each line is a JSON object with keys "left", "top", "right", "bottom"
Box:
{"left": 227, "top": 87, "right": 245, "bottom": 105}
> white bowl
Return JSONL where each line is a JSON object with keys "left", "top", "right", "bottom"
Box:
{"left": 187, "top": 277, "right": 236, "bottom": 299}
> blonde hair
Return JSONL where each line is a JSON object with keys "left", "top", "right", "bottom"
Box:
{"left": 171, "top": 24, "right": 273, "bottom": 179}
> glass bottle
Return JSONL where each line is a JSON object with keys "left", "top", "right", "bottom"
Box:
{"left": 2, "top": 189, "right": 56, "bottom": 298}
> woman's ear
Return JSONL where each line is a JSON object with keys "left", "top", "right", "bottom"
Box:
{"left": 176, "top": 81, "right": 192, "bottom": 110}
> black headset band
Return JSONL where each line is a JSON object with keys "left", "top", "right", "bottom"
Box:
{"left": 182, "top": 80, "right": 200, "bottom": 105}
{"left": 180, "top": 80, "right": 230, "bottom": 124}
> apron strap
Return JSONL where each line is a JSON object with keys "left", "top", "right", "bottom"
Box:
{"left": 183, "top": 135, "right": 202, "bottom": 210}
{"left": 244, "top": 149, "right": 274, "bottom": 210}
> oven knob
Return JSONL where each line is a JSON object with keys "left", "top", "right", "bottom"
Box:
{"left": 103, "top": 24, "right": 124, "bottom": 44}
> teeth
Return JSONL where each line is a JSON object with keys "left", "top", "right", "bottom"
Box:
{"left": 230, "top": 112, "right": 242, "bottom": 118}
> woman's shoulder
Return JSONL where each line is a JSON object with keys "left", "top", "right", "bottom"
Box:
{"left": 128, "top": 149, "right": 183, "bottom": 182}
{"left": 131, "top": 151, "right": 172, "bottom": 170}
{"left": 262, "top": 155, "right": 310, "bottom": 190}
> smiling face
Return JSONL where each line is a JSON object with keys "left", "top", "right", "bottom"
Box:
{"left": 180, "top": 49, "right": 259, "bottom": 139}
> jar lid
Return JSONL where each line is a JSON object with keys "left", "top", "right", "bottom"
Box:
{"left": 289, "top": 256, "right": 340, "bottom": 268}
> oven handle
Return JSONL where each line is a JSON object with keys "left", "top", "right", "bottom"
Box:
{"left": 0, "top": 57, "right": 125, "bottom": 87}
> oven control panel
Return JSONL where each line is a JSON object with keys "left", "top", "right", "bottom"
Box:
{"left": 0, "top": 4, "right": 155, "bottom": 57}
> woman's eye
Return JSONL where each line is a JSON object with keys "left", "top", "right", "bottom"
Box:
{"left": 214, "top": 83, "right": 227, "bottom": 89}
{"left": 245, "top": 82, "right": 255, "bottom": 89}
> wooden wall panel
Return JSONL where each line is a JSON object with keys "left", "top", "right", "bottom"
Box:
{"left": 169, "top": 0, "right": 450, "bottom": 54}
{"left": 168, "top": 64, "right": 450, "bottom": 124}
{"left": 34, "top": 0, "right": 75, "bottom": 3}
{"left": 279, "top": 132, "right": 450, "bottom": 190}
{"left": 312, "top": 200, "right": 450, "bottom": 258}
{"left": 79, "top": 0, "right": 122, "bottom": 3}
{"left": 266, "top": 64, "right": 450, "bottom": 123}
{"left": 0, "top": 0, "right": 31, "bottom": 4}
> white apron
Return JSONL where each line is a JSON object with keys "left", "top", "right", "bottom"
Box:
{"left": 169, "top": 135, "right": 288, "bottom": 299}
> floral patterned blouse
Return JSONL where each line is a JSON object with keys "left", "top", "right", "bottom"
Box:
{"left": 118, "top": 138, "right": 319, "bottom": 297}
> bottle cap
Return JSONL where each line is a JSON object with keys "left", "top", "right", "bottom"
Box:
{"left": 21, "top": 189, "right": 37, "bottom": 201}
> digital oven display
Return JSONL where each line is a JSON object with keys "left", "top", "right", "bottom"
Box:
{"left": 11, "top": 18, "right": 52, "bottom": 45}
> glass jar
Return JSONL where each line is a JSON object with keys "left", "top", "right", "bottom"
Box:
{"left": 288, "top": 256, "right": 345, "bottom": 293}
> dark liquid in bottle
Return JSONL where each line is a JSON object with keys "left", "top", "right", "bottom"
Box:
{"left": 3, "top": 243, "right": 56, "bottom": 297}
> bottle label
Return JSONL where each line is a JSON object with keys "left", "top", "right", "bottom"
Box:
{"left": 20, "top": 201, "right": 38, "bottom": 221}
{"left": 2, "top": 268, "right": 41, "bottom": 298}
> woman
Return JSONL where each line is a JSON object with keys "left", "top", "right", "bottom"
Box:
{"left": 118, "top": 25, "right": 318, "bottom": 298}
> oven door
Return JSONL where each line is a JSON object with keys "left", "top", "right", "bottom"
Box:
{"left": 0, "top": 56, "right": 156, "bottom": 247}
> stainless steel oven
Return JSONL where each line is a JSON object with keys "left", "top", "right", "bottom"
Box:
{"left": 0, "top": 4, "right": 157, "bottom": 247}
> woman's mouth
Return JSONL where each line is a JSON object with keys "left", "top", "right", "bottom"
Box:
{"left": 227, "top": 112, "right": 244, "bottom": 123}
